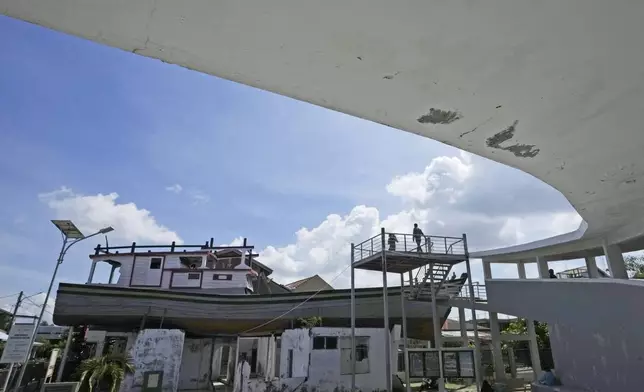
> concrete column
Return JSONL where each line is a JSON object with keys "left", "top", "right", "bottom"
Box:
{"left": 526, "top": 320, "right": 542, "bottom": 379}
{"left": 226, "top": 343, "right": 236, "bottom": 383}
{"left": 507, "top": 347, "right": 517, "bottom": 378}
{"left": 602, "top": 241, "right": 628, "bottom": 279}
{"left": 536, "top": 256, "right": 549, "bottom": 279}
{"left": 483, "top": 261, "right": 504, "bottom": 381}
{"left": 488, "top": 313, "right": 505, "bottom": 381}
{"left": 87, "top": 260, "right": 98, "bottom": 284}
{"left": 482, "top": 261, "right": 493, "bottom": 280}
{"left": 517, "top": 261, "right": 526, "bottom": 279}
{"left": 584, "top": 256, "right": 599, "bottom": 278}
{"left": 517, "top": 261, "right": 540, "bottom": 379}
{"left": 458, "top": 307, "right": 469, "bottom": 347}
{"left": 108, "top": 265, "right": 117, "bottom": 284}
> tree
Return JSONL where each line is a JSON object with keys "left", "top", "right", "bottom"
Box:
{"left": 75, "top": 354, "right": 134, "bottom": 392}
{"left": 294, "top": 316, "right": 322, "bottom": 328}
{"left": 0, "top": 310, "right": 12, "bottom": 331}
{"left": 35, "top": 338, "right": 66, "bottom": 359}
{"left": 502, "top": 318, "right": 550, "bottom": 349}
{"left": 624, "top": 255, "right": 644, "bottom": 279}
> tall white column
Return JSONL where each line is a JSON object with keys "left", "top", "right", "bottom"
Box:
{"left": 536, "top": 256, "right": 549, "bottom": 279}
{"left": 87, "top": 260, "right": 98, "bottom": 284}
{"left": 526, "top": 320, "right": 542, "bottom": 379}
{"left": 602, "top": 241, "right": 628, "bottom": 279}
{"left": 517, "top": 261, "right": 526, "bottom": 279}
{"left": 517, "top": 261, "right": 541, "bottom": 379}
{"left": 458, "top": 307, "right": 469, "bottom": 347}
{"left": 483, "top": 261, "right": 505, "bottom": 381}
{"left": 584, "top": 256, "right": 599, "bottom": 278}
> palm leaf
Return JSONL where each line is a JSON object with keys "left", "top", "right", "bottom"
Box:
{"left": 75, "top": 353, "right": 135, "bottom": 392}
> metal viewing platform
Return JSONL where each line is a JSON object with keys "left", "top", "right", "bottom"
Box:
{"left": 353, "top": 231, "right": 467, "bottom": 273}
{"left": 349, "top": 229, "right": 482, "bottom": 392}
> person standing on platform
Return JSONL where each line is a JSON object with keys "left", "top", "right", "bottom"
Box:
{"left": 388, "top": 233, "right": 398, "bottom": 251}
{"left": 413, "top": 223, "right": 424, "bottom": 252}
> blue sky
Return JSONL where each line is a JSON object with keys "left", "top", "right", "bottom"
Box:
{"left": 0, "top": 15, "right": 591, "bottom": 320}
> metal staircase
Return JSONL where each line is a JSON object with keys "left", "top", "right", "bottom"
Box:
{"left": 408, "top": 262, "right": 453, "bottom": 300}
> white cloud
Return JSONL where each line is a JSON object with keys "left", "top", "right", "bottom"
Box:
{"left": 38, "top": 187, "right": 182, "bottom": 244}
{"left": 165, "top": 184, "right": 183, "bottom": 193}
{"left": 386, "top": 155, "right": 472, "bottom": 205}
{"left": 258, "top": 153, "right": 581, "bottom": 288}
{"left": 190, "top": 191, "right": 210, "bottom": 205}
{"left": 220, "top": 237, "right": 245, "bottom": 247}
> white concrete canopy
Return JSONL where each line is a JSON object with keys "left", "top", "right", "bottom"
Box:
{"left": 4, "top": 0, "right": 644, "bottom": 257}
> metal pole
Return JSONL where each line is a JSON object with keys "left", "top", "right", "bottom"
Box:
{"left": 380, "top": 228, "right": 392, "bottom": 391}
{"left": 55, "top": 327, "right": 74, "bottom": 382}
{"left": 429, "top": 263, "right": 444, "bottom": 392}
{"left": 350, "top": 243, "right": 356, "bottom": 392}
{"left": 2, "top": 292, "right": 23, "bottom": 392}
{"left": 463, "top": 234, "right": 482, "bottom": 391}
{"left": 400, "top": 274, "right": 410, "bottom": 392}
{"left": 14, "top": 237, "right": 68, "bottom": 391}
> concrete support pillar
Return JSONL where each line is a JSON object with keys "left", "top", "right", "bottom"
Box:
{"left": 526, "top": 320, "right": 542, "bottom": 379}
{"left": 488, "top": 313, "right": 505, "bottom": 381}
{"left": 517, "top": 260, "right": 540, "bottom": 379}
{"left": 108, "top": 265, "right": 117, "bottom": 284}
{"left": 226, "top": 343, "right": 236, "bottom": 383}
{"left": 584, "top": 256, "right": 599, "bottom": 278}
{"left": 602, "top": 241, "right": 628, "bottom": 279}
{"left": 483, "top": 261, "right": 504, "bottom": 381}
{"left": 482, "top": 260, "right": 493, "bottom": 280}
{"left": 87, "top": 260, "right": 98, "bottom": 284}
{"left": 507, "top": 347, "right": 517, "bottom": 378}
{"left": 536, "top": 256, "right": 549, "bottom": 279}
{"left": 517, "top": 261, "right": 526, "bottom": 279}
{"left": 458, "top": 307, "right": 469, "bottom": 347}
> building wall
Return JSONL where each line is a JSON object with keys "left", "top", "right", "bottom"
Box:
{"left": 123, "top": 329, "right": 185, "bottom": 392}
{"left": 276, "top": 327, "right": 392, "bottom": 392}
{"left": 178, "top": 338, "right": 213, "bottom": 391}
{"left": 486, "top": 278, "right": 644, "bottom": 392}
{"left": 92, "top": 254, "right": 252, "bottom": 292}
{"left": 549, "top": 323, "right": 641, "bottom": 392}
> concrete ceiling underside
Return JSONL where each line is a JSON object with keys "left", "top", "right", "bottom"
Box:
{"left": 4, "top": 0, "right": 644, "bottom": 255}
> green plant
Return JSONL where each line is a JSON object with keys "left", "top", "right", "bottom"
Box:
{"left": 75, "top": 354, "right": 134, "bottom": 392}
{"left": 295, "top": 316, "right": 322, "bottom": 328}
{"left": 502, "top": 318, "right": 550, "bottom": 349}
{"left": 624, "top": 255, "right": 644, "bottom": 278}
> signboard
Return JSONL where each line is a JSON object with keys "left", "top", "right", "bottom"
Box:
{"left": 441, "top": 349, "right": 476, "bottom": 378}
{"left": 0, "top": 323, "right": 36, "bottom": 364}
{"left": 458, "top": 351, "right": 474, "bottom": 377}
{"left": 40, "top": 382, "right": 80, "bottom": 392}
{"left": 442, "top": 352, "right": 459, "bottom": 377}
{"left": 406, "top": 348, "right": 476, "bottom": 379}
{"left": 45, "top": 349, "right": 60, "bottom": 381}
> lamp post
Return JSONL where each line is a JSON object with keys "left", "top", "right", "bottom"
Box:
{"left": 13, "top": 220, "right": 114, "bottom": 390}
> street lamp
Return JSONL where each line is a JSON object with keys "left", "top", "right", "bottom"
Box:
{"left": 13, "top": 220, "right": 114, "bottom": 390}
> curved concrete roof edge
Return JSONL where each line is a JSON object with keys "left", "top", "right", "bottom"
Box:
{"left": 4, "top": 0, "right": 644, "bottom": 260}
{"left": 471, "top": 220, "right": 588, "bottom": 262}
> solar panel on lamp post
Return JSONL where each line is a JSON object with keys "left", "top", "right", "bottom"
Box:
{"left": 13, "top": 220, "right": 114, "bottom": 390}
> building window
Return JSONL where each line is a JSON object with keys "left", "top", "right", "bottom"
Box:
{"left": 188, "top": 273, "right": 200, "bottom": 280}
{"left": 150, "top": 258, "right": 162, "bottom": 269}
{"left": 312, "top": 336, "right": 338, "bottom": 350}
{"left": 340, "top": 336, "right": 370, "bottom": 374}
{"left": 213, "top": 274, "right": 233, "bottom": 280}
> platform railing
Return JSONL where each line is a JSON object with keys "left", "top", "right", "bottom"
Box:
{"left": 353, "top": 231, "right": 465, "bottom": 264}
{"left": 457, "top": 282, "right": 487, "bottom": 301}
